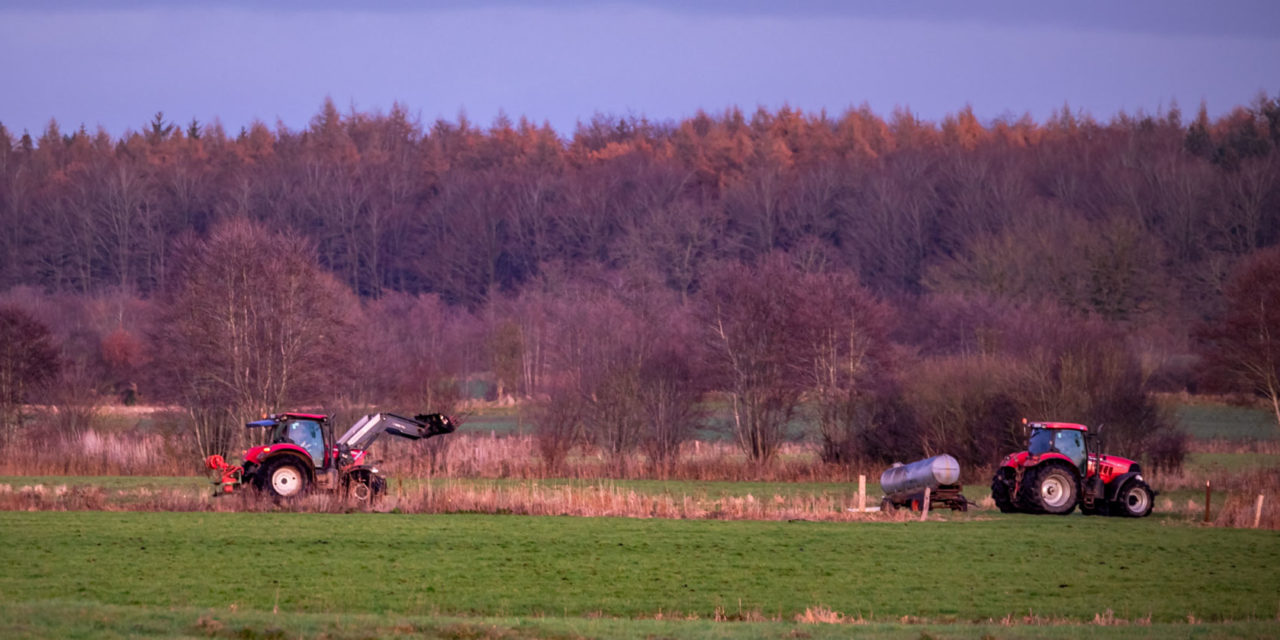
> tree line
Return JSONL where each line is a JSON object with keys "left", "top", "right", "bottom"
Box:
{"left": 3, "top": 96, "right": 1278, "bottom": 316}
{"left": 8, "top": 215, "right": 1265, "bottom": 474}
{"left": 2, "top": 96, "right": 1280, "bottom": 473}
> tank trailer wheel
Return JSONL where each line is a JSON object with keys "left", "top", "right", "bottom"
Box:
{"left": 1019, "top": 463, "right": 1078, "bottom": 515}
{"left": 1114, "top": 480, "right": 1154, "bottom": 518}
{"left": 263, "top": 458, "right": 309, "bottom": 498}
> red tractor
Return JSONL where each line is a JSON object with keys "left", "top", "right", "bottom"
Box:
{"left": 205, "top": 411, "right": 454, "bottom": 500}
{"left": 990, "top": 421, "right": 1155, "bottom": 517}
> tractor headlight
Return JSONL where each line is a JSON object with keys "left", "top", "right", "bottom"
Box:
{"left": 1135, "top": 474, "right": 1143, "bottom": 482}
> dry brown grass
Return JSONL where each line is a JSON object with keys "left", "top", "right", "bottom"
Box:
{"left": 989, "top": 609, "right": 1152, "bottom": 627}
{"left": 1151, "top": 468, "right": 1280, "bottom": 530}
{"left": 0, "top": 426, "right": 878, "bottom": 482}
{"left": 0, "top": 422, "right": 194, "bottom": 477}
{"left": 0, "top": 479, "right": 936, "bottom": 523}
{"left": 3, "top": 413, "right": 1276, "bottom": 530}
{"left": 375, "top": 433, "right": 871, "bottom": 482}
{"left": 794, "top": 605, "right": 866, "bottom": 624}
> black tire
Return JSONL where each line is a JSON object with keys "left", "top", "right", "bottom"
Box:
{"left": 1018, "top": 463, "right": 1078, "bottom": 515}
{"left": 1080, "top": 476, "right": 1109, "bottom": 516}
{"left": 261, "top": 457, "right": 310, "bottom": 499}
{"left": 1112, "top": 480, "right": 1154, "bottom": 518}
{"left": 1080, "top": 500, "right": 1109, "bottom": 517}
{"left": 344, "top": 471, "right": 386, "bottom": 503}
{"left": 991, "top": 468, "right": 1017, "bottom": 513}
{"left": 880, "top": 498, "right": 896, "bottom": 514}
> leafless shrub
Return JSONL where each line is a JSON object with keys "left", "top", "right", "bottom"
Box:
{"left": 0, "top": 305, "right": 60, "bottom": 444}
{"left": 151, "top": 218, "right": 359, "bottom": 458}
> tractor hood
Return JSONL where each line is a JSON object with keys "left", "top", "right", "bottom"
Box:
{"left": 1090, "top": 453, "right": 1139, "bottom": 483}
{"left": 999, "top": 450, "right": 1140, "bottom": 483}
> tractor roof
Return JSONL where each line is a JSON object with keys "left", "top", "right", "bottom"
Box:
{"left": 1030, "top": 421, "right": 1088, "bottom": 431}
{"left": 280, "top": 412, "right": 328, "bottom": 421}
{"left": 246, "top": 412, "right": 329, "bottom": 428}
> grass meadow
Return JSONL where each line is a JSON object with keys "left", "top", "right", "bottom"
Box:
{"left": 0, "top": 399, "right": 1278, "bottom": 638}
{"left": 2, "top": 511, "right": 1279, "bottom": 639}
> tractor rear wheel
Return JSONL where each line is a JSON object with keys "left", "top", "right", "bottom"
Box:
{"left": 262, "top": 457, "right": 310, "bottom": 498}
{"left": 990, "top": 468, "right": 1017, "bottom": 513}
{"left": 1018, "top": 463, "right": 1078, "bottom": 515}
{"left": 1113, "top": 480, "right": 1154, "bottom": 517}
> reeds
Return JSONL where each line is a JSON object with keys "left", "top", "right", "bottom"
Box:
{"left": 0, "top": 428, "right": 873, "bottom": 482}
{"left": 0, "top": 429, "right": 192, "bottom": 476}
{"left": 0, "top": 479, "right": 914, "bottom": 522}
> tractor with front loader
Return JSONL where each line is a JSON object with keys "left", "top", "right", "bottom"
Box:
{"left": 991, "top": 421, "right": 1155, "bottom": 517}
{"left": 205, "top": 411, "right": 454, "bottom": 500}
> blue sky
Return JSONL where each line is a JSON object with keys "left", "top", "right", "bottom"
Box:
{"left": 2, "top": 1, "right": 1278, "bottom": 138}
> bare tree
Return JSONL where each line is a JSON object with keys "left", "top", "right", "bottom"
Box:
{"left": 636, "top": 347, "right": 703, "bottom": 476}
{"left": 699, "top": 256, "right": 816, "bottom": 467}
{"left": 800, "top": 272, "right": 893, "bottom": 464}
{"left": 152, "top": 218, "right": 358, "bottom": 457}
{"left": 1198, "top": 247, "right": 1280, "bottom": 432}
{"left": 356, "top": 292, "right": 467, "bottom": 412}
{"left": 0, "top": 305, "right": 60, "bottom": 442}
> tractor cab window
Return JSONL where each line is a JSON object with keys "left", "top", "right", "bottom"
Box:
{"left": 1028, "top": 428, "right": 1054, "bottom": 456}
{"left": 1054, "top": 429, "right": 1086, "bottom": 472}
{"left": 283, "top": 419, "right": 325, "bottom": 466}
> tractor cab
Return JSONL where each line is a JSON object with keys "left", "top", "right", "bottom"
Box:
{"left": 1027, "top": 423, "right": 1087, "bottom": 474}
{"left": 247, "top": 413, "right": 329, "bottom": 466}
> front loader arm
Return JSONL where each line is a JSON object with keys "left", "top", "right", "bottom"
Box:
{"left": 336, "top": 412, "right": 456, "bottom": 451}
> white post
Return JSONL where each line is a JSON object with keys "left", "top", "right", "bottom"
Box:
{"left": 1255, "top": 494, "right": 1266, "bottom": 529}
{"left": 919, "top": 487, "right": 931, "bottom": 522}
{"left": 858, "top": 475, "right": 866, "bottom": 512}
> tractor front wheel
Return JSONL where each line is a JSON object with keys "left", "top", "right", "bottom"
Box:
{"left": 262, "top": 458, "right": 310, "bottom": 498}
{"left": 1019, "top": 463, "right": 1078, "bottom": 515}
{"left": 1113, "top": 480, "right": 1154, "bottom": 517}
{"left": 991, "top": 468, "right": 1017, "bottom": 513}
{"left": 344, "top": 471, "right": 386, "bottom": 503}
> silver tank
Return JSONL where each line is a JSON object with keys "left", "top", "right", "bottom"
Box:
{"left": 880, "top": 454, "right": 961, "bottom": 497}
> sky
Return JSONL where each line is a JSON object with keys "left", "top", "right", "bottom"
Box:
{"left": 2, "top": 0, "right": 1279, "bottom": 139}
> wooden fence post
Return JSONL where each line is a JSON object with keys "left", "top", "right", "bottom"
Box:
{"left": 858, "top": 475, "right": 866, "bottom": 512}
{"left": 919, "top": 487, "right": 931, "bottom": 522}
{"left": 1255, "top": 494, "right": 1266, "bottom": 529}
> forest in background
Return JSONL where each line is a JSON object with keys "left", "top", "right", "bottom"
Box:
{"left": 1, "top": 95, "right": 1279, "bottom": 475}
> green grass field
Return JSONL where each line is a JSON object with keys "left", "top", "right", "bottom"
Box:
{"left": 4, "top": 399, "right": 1279, "bottom": 638}
{"left": 1171, "top": 403, "right": 1277, "bottom": 441}
{"left": 1, "top": 511, "right": 1278, "bottom": 639}
{"left": 455, "top": 399, "right": 1280, "bottom": 442}
{"left": 1185, "top": 452, "right": 1280, "bottom": 473}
